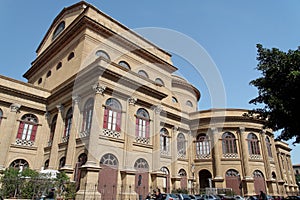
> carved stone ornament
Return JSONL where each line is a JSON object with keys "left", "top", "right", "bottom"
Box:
{"left": 92, "top": 83, "right": 106, "bottom": 95}
{"left": 56, "top": 104, "right": 64, "bottom": 113}
{"left": 173, "top": 126, "right": 179, "bottom": 131}
{"left": 154, "top": 105, "right": 163, "bottom": 114}
{"left": 10, "top": 103, "right": 21, "bottom": 113}
{"left": 72, "top": 95, "right": 81, "bottom": 104}
{"left": 128, "top": 97, "right": 137, "bottom": 105}
{"left": 44, "top": 111, "right": 51, "bottom": 120}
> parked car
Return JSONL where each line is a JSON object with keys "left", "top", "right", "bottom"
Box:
{"left": 200, "top": 194, "right": 221, "bottom": 200}
{"left": 194, "top": 195, "right": 203, "bottom": 200}
{"left": 176, "top": 193, "right": 192, "bottom": 200}
{"left": 284, "top": 197, "right": 300, "bottom": 200}
{"left": 165, "top": 193, "right": 180, "bottom": 200}
{"left": 234, "top": 195, "right": 245, "bottom": 200}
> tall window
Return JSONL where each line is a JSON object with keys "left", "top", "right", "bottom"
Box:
{"left": 248, "top": 133, "right": 260, "bottom": 155}
{"left": 49, "top": 115, "right": 57, "bottom": 144}
{"left": 195, "top": 133, "right": 211, "bottom": 158}
{"left": 64, "top": 108, "right": 73, "bottom": 138}
{"left": 17, "top": 114, "right": 38, "bottom": 141}
{"left": 177, "top": 133, "right": 186, "bottom": 157}
{"left": 82, "top": 98, "right": 94, "bottom": 134}
{"left": 0, "top": 108, "right": 3, "bottom": 125}
{"left": 265, "top": 136, "right": 272, "bottom": 157}
{"left": 135, "top": 108, "right": 150, "bottom": 138}
{"left": 52, "top": 21, "right": 65, "bottom": 40}
{"left": 222, "top": 132, "right": 237, "bottom": 154}
{"left": 160, "top": 128, "right": 169, "bottom": 153}
{"left": 103, "top": 98, "right": 122, "bottom": 131}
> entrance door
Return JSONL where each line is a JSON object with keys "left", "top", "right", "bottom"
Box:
{"left": 134, "top": 158, "right": 149, "bottom": 200}
{"left": 98, "top": 154, "right": 119, "bottom": 200}
{"left": 253, "top": 170, "right": 266, "bottom": 195}
{"left": 225, "top": 169, "right": 241, "bottom": 195}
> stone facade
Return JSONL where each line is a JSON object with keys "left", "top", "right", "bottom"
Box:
{"left": 0, "top": 1, "right": 298, "bottom": 199}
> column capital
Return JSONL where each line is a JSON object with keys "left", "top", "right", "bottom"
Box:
{"left": 173, "top": 125, "right": 179, "bottom": 131}
{"left": 239, "top": 127, "right": 245, "bottom": 133}
{"left": 128, "top": 97, "right": 137, "bottom": 105}
{"left": 10, "top": 103, "right": 21, "bottom": 113}
{"left": 92, "top": 83, "right": 106, "bottom": 95}
{"left": 72, "top": 95, "right": 81, "bottom": 104}
{"left": 56, "top": 104, "right": 64, "bottom": 113}
{"left": 260, "top": 129, "right": 266, "bottom": 135}
{"left": 154, "top": 105, "right": 163, "bottom": 114}
{"left": 44, "top": 111, "right": 51, "bottom": 120}
{"left": 210, "top": 127, "right": 218, "bottom": 133}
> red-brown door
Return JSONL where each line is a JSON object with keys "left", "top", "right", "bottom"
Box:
{"left": 135, "top": 172, "right": 149, "bottom": 200}
{"left": 98, "top": 165, "right": 118, "bottom": 200}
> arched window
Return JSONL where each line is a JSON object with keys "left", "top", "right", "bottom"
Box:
{"left": 177, "top": 133, "right": 186, "bottom": 157}
{"left": 155, "top": 78, "right": 164, "bottom": 86}
{"left": 135, "top": 108, "right": 150, "bottom": 139}
{"left": 138, "top": 70, "right": 149, "bottom": 78}
{"left": 172, "top": 96, "right": 178, "bottom": 103}
{"left": 38, "top": 78, "right": 42, "bottom": 85}
{"left": 0, "top": 108, "right": 3, "bottom": 125}
{"left": 100, "top": 153, "right": 119, "bottom": 167}
{"left": 103, "top": 98, "right": 122, "bottom": 132}
{"left": 49, "top": 115, "right": 57, "bottom": 145}
{"left": 68, "top": 52, "right": 75, "bottom": 61}
{"left": 44, "top": 159, "right": 49, "bottom": 170}
{"left": 248, "top": 133, "right": 260, "bottom": 155}
{"left": 95, "top": 50, "right": 110, "bottom": 60}
{"left": 10, "top": 159, "right": 29, "bottom": 170}
{"left": 178, "top": 169, "right": 187, "bottom": 177}
{"left": 271, "top": 172, "right": 277, "bottom": 179}
{"left": 186, "top": 100, "right": 193, "bottom": 107}
{"left": 134, "top": 158, "right": 149, "bottom": 170}
{"left": 52, "top": 21, "right": 65, "bottom": 40}
{"left": 82, "top": 98, "right": 94, "bottom": 134}
{"left": 46, "top": 70, "right": 52, "bottom": 78}
{"left": 160, "top": 128, "right": 169, "bottom": 153}
{"left": 56, "top": 62, "right": 62, "bottom": 70}
{"left": 195, "top": 133, "right": 211, "bottom": 158}
{"left": 59, "top": 157, "right": 66, "bottom": 169}
{"left": 64, "top": 108, "right": 73, "bottom": 138}
{"left": 265, "top": 136, "right": 272, "bottom": 157}
{"left": 17, "top": 114, "right": 39, "bottom": 142}
{"left": 118, "top": 61, "right": 131, "bottom": 69}
{"left": 226, "top": 169, "right": 240, "bottom": 177}
{"left": 222, "top": 132, "right": 237, "bottom": 155}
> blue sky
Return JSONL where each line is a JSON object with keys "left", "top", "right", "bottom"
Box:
{"left": 0, "top": 1, "right": 299, "bottom": 164}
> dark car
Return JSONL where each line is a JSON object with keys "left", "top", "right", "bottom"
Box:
{"left": 284, "top": 196, "right": 300, "bottom": 200}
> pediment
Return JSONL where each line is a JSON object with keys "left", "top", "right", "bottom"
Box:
{"left": 36, "top": 1, "right": 88, "bottom": 56}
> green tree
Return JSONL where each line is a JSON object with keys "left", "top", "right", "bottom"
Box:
{"left": 249, "top": 44, "right": 300, "bottom": 144}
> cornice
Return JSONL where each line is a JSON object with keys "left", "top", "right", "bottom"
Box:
{"left": 0, "top": 85, "right": 48, "bottom": 105}
{"left": 172, "top": 79, "right": 201, "bottom": 101}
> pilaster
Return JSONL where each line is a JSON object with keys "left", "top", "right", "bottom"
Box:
{"left": 62, "top": 95, "right": 81, "bottom": 176}
{"left": 49, "top": 104, "right": 65, "bottom": 169}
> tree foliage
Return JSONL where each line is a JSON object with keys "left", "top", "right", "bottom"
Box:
{"left": 249, "top": 44, "right": 300, "bottom": 144}
{"left": 0, "top": 168, "right": 76, "bottom": 199}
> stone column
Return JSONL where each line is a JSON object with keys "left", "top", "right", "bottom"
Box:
{"left": 76, "top": 83, "right": 105, "bottom": 200}
{"left": 153, "top": 105, "right": 163, "bottom": 172}
{"left": 49, "top": 104, "right": 65, "bottom": 169}
{"left": 211, "top": 127, "right": 223, "bottom": 187}
{"left": 0, "top": 104, "right": 21, "bottom": 170}
{"left": 62, "top": 95, "right": 81, "bottom": 176}
{"left": 239, "top": 127, "right": 251, "bottom": 179}
{"left": 171, "top": 126, "right": 178, "bottom": 178}
{"left": 239, "top": 127, "right": 254, "bottom": 196}
{"left": 260, "top": 131, "right": 271, "bottom": 180}
{"left": 123, "top": 97, "right": 137, "bottom": 169}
